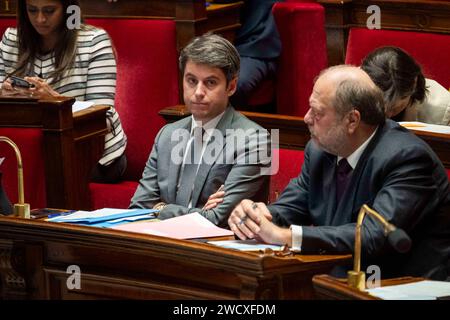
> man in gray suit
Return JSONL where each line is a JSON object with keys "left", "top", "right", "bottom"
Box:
{"left": 130, "top": 34, "right": 271, "bottom": 227}
{"left": 229, "top": 65, "right": 450, "bottom": 280}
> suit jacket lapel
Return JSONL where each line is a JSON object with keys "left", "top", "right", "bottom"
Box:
{"left": 168, "top": 120, "right": 191, "bottom": 204}
{"left": 334, "top": 124, "right": 386, "bottom": 222}
{"left": 191, "top": 107, "right": 234, "bottom": 207}
{"left": 322, "top": 153, "right": 339, "bottom": 225}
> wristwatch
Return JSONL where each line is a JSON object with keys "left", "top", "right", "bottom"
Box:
{"left": 153, "top": 202, "right": 167, "bottom": 216}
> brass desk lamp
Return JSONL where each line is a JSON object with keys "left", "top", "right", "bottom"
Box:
{"left": 0, "top": 136, "right": 30, "bottom": 219}
{"left": 347, "top": 204, "right": 411, "bottom": 291}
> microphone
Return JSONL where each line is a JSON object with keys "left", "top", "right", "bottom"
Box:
{"left": 0, "top": 136, "right": 30, "bottom": 219}
{"left": 387, "top": 228, "right": 412, "bottom": 253}
{"left": 347, "top": 204, "right": 411, "bottom": 291}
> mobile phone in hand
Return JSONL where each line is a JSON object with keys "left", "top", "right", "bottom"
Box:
{"left": 10, "top": 75, "right": 35, "bottom": 88}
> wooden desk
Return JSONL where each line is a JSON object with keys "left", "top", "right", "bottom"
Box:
{"left": 0, "top": 95, "right": 108, "bottom": 210}
{"left": 312, "top": 274, "right": 425, "bottom": 300}
{"left": 159, "top": 105, "right": 450, "bottom": 168}
{"left": 0, "top": 216, "right": 350, "bottom": 299}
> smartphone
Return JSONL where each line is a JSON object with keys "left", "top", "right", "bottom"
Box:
{"left": 10, "top": 75, "right": 35, "bottom": 88}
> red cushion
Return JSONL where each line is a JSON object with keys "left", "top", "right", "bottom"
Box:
{"left": 0, "top": 128, "right": 46, "bottom": 209}
{"left": 87, "top": 19, "right": 180, "bottom": 210}
{"left": 273, "top": 2, "right": 327, "bottom": 116}
{"left": 0, "top": 18, "right": 16, "bottom": 38}
{"left": 89, "top": 181, "right": 139, "bottom": 210}
{"left": 345, "top": 28, "right": 450, "bottom": 89}
{"left": 86, "top": 19, "right": 180, "bottom": 180}
{"left": 246, "top": 78, "right": 275, "bottom": 106}
{"left": 269, "top": 148, "right": 305, "bottom": 203}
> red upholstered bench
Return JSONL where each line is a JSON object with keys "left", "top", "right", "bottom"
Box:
{"left": 269, "top": 148, "right": 305, "bottom": 203}
{"left": 246, "top": 1, "right": 327, "bottom": 116}
{"left": 345, "top": 27, "right": 450, "bottom": 89}
{"left": 88, "top": 19, "right": 180, "bottom": 209}
{"left": 0, "top": 18, "right": 15, "bottom": 37}
{"left": 0, "top": 128, "right": 47, "bottom": 210}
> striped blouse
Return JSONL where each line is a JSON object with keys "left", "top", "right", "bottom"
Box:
{"left": 0, "top": 26, "right": 127, "bottom": 166}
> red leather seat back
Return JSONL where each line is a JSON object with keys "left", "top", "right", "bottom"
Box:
{"left": 273, "top": 2, "right": 327, "bottom": 116}
{"left": 345, "top": 28, "right": 450, "bottom": 89}
{"left": 0, "top": 128, "right": 46, "bottom": 209}
{"left": 269, "top": 148, "right": 305, "bottom": 203}
{"left": 86, "top": 19, "right": 180, "bottom": 180}
{"left": 0, "top": 18, "right": 16, "bottom": 39}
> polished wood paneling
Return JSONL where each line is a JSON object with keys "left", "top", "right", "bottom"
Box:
{"left": 0, "top": 217, "right": 351, "bottom": 299}
{"left": 318, "top": 0, "right": 450, "bottom": 65}
{"left": 312, "top": 274, "right": 424, "bottom": 299}
{"left": 0, "top": 95, "right": 108, "bottom": 210}
{"left": 0, "top": 0, "right": 243, "bottom": 50}
{"left": 159, "top": 105, "right": 450, "bottom": 168}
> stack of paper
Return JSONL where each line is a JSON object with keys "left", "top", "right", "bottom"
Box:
{"left": 208, "top": 239, "right": 282, "bottom": 251}
{"left": 112, "top": 212, "right": 234, "bottom": 239}
{"left": 47, "top": 208, "right": 157, "bottom": 227}
{"left": 399, "top": 121, "right": 450, "bottom": 134}
{"left": 72, "top": 101, "right": 94, "bottom": 113}
{"left": 366, "top": 280, "right": 450, "bottom": 300}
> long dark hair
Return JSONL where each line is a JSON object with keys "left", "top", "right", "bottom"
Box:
{"left": 361, "top": 46, "right": 427, "bottom": 109}
{"left": 13, "top": 0, "right": 84, "bottom": 81}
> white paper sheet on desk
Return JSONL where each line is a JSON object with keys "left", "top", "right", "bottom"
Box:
{"left": 366, "top": 280, "right": 450, "bottom": 300}
{"left": 112, "top": 212, "right": 234, "bottom": 239}
{"left": 72, "top": 101, "right": 94, "bottom": 113}
{"left": 208, "top": 239, "right": 283, "bottom": 251}
{"left": 399, "top": 121, "right": 450, "bottom": 134}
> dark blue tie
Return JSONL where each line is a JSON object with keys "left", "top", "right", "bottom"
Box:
{"left": 336, "top": 158, "right": 353, "bottom": 204}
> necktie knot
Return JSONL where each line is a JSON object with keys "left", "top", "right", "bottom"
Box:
{"left": 337, "top": 158, "right": 352, "bottom": 175}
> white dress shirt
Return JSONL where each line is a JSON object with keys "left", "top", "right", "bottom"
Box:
{"left": 290, "top": 128, "right": 378, "bottom": 252}
{"left": 183, "top": 111, "right": 225, "bottom": 208}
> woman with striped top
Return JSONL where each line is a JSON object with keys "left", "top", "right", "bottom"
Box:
{"left": 0, "top": 0, "right": 127, "bottom": 183}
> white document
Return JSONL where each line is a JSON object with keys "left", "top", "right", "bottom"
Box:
{"left": 72, "top": 101, "right": 94, "bottom": 113}
{"left": 399, "top": 121, "right": 450, "bottom": 135}
{"left": 112, "top": 212, "right": 234, "bottom": 239}
{"left": 366, "top": 280, "right": 450, "bottom": 300}
{"left": 208, "top": 239, "right": 283, "bottom": 251}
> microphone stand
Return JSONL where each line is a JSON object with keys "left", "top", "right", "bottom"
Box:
{"left": 347, "top": 204, "right": 403, "bottom": 291}
{"left": 0, "top": 136, "right": 30, "bottom": 219}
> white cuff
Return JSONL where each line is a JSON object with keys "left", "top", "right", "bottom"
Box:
{"left": 290, "top": 225, "right": 303, "bottom": 252}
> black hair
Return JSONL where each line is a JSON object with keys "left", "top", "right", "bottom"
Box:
{"left": 361, "top": 46, "right": 427, "bottom": 110}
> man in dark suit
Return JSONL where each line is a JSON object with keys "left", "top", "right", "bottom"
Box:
{"left": 130, "top": 34, "right": 271, "bottom": 227}
{"left": 230, "top": 0, "right": 282, "bottom": 108}
{"left": 229, "top": 65, "right": 450, "bottom": 280}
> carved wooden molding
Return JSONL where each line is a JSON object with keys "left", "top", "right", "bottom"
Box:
{"left": 0, "top": 239, "right": 27, "bottom": 299}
